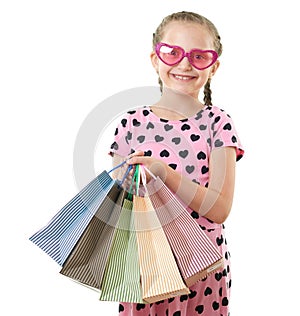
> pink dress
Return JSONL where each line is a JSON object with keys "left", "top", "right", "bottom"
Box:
{"left": 110, "top": 105, "right": 244, "bottom": 316}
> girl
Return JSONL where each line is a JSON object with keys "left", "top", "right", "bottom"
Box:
{"left": 110, "top": 11, "right": 244, "bottom": 316}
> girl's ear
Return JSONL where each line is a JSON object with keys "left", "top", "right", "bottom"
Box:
{"left": 209, "top": 60, "right": 220, "bottom": 78}
{"left": 150, "top": 51, "right": 159, "bottom": 73}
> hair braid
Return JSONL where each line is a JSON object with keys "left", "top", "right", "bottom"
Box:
{"left": 152, "top": 11, "right": 222, "bottom": 103}
{"left": 204, "top": 78, "right": 212, "bottom": 106}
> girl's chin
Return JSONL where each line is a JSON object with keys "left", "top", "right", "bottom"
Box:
{"left": 164, "top": 84, "right": 199, "bottom": 98}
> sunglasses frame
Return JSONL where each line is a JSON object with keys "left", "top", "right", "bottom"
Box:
{"left": 155, "top": 42, "right": 218, "bottom": 70}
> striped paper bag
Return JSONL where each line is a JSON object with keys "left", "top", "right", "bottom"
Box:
{"left": 133, "top": 195, "right": 189, "bottom": 304}
{"left": 99, "top": 198, "right": 144, "bottom": 303}
{"left": 146, "top": 176, "right": 224, "bottom": 287}
{"left": 59, "top": 188, "right": 125, "bottom": 290}
{"left": 29, "top": 161, "right": 131, "bottom": 266}
{"left": 29, "top": 170, "right": 115, "bottom": 265}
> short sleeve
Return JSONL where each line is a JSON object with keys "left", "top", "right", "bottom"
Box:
{"left": 211, "top": 108, "right": 244, "bottom": 161}
{"left": 109, "top": 111, "right": 134, "bottom": 158}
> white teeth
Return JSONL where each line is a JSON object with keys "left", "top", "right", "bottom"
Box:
{"left": 174, "top": 75, "right": 192, "bottom": 80}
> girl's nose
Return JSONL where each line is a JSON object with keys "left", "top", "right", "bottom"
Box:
{"left": 176, "top": 56, "right": 193, "bottom": 71}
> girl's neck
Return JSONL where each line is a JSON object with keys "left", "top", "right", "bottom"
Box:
{"left": 151, "top": 87, "right": 204, "bottom": 120}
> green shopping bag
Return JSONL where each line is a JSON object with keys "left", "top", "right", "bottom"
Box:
{"left": 99, "top": 167, "right": 144, "bottom": 303}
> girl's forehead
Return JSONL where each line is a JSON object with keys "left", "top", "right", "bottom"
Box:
{"left": 161, "top": 21, "right": 214, "bottom": 49}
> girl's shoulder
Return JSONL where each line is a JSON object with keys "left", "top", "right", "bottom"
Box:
{"left": 112, "top": 106, "right": 155, "bottom": 135}
{"left": 202, "top": 105, "right": 231, "bottom": 118}
{"left": 198, "top": 105, "right": 237, "bottom": 128}
{"left": 121, "top": 105, "right": 151, "bottom": 120}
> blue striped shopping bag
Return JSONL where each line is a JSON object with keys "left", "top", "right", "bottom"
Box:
{"left": 29, "top": 161, "right": 130, "bottom": 266}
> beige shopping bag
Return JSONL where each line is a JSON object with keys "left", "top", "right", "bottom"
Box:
{"left": 133, "top": 194, "right": 189, "bottom": 303}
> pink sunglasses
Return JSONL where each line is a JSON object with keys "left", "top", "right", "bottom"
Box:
{"left": 155, "top": 42, "right": 218, "bottom": 70}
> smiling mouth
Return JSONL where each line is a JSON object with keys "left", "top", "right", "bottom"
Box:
{"left": 172, "top": 74, "right": 196, "bottom": 81}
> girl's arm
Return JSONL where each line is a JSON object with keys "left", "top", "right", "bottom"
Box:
{"left": 124, "top": 147, "right": 236, "bottom": 224}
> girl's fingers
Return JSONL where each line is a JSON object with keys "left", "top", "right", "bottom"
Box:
{"left": 126, "top": 153, "right": 146, "bottom": 166}
{"left": 126, "top": 150, "right": 144, "bottom": 161}
{"left": 132, "top": 150, "right": 145, "bottom": 156}
{"left": 126, "top": 156, "right": 141, "bottom": 165}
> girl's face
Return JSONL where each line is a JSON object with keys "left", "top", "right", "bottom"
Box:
{"left": 151, "top": 21, "right": 219, "bottom": 99}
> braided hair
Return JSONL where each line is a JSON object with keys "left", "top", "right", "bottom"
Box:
{"left": 152, "top": 11, "right": 222, "bottom": 106}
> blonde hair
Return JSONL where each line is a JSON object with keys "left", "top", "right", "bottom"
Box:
{"left": 152, "top": 11, "right": 222, "bottom": 105}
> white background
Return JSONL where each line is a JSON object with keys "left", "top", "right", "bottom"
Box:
{"left": 1, "top": 0, "right": 299, "bottom": 315}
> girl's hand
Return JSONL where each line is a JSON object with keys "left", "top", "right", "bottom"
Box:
{"left": 126, "top": 150, "right": 168, "bottom": 182}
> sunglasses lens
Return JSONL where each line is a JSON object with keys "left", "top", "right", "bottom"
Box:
{"left": 190, "top": 50, "right": 217, "bottom": 69}
{"left": 157, "top": 44, "right": 183, "bottom": 65}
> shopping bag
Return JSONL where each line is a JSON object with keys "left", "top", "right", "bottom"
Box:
{"left": 143, "top": 166, "right": 224, "bottom": 287}
{"left": 99, "top": 194, "right": 144, "bottom": 303}
{"left": 133, "top": 165, "right": 189, "bottom": 304}
{"left": 29, "top": 161, "right": 128, "bottom": 265}
{"left": 59, "top": 188, "right": 126, "bottom": 290}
